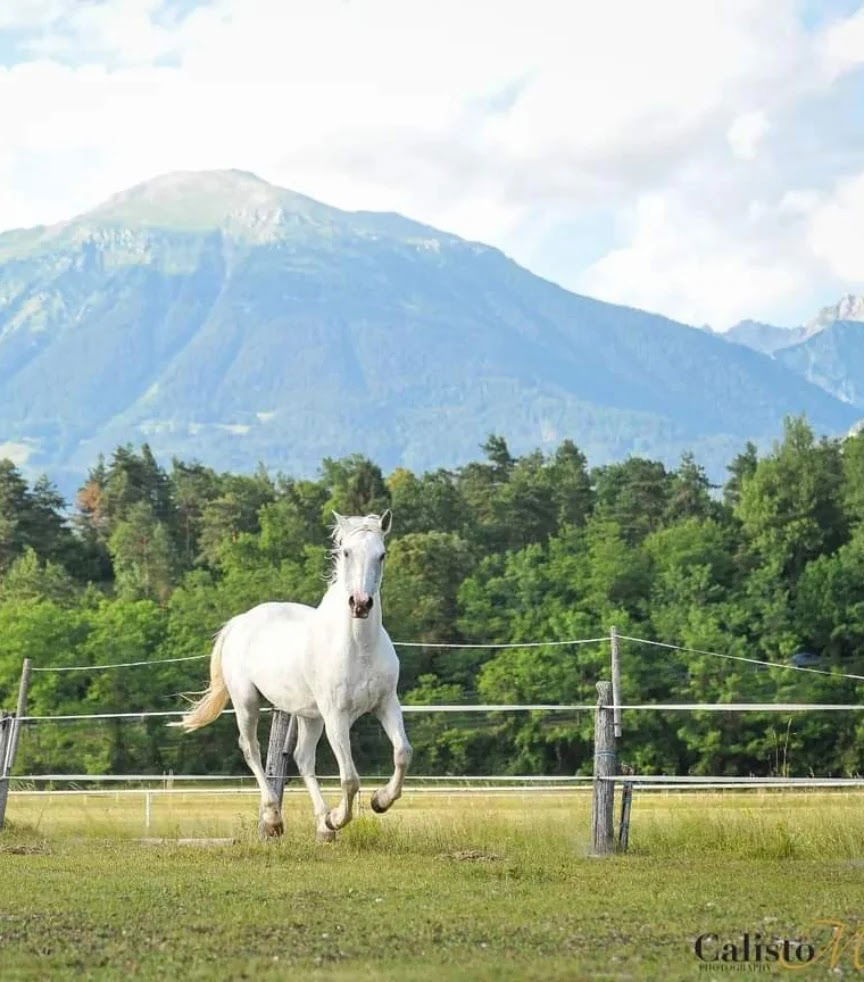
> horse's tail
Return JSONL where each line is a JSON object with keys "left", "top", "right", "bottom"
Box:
{"left": 176, "top": 626, "right": 231, "bottom": 732}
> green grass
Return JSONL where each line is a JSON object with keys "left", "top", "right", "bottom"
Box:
{"left": 2, "top": 789, "right": 864, "bottom": 980}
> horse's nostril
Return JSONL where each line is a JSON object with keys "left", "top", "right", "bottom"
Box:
{"left": 348, "top": 595, "right": 355, "bottom": 608}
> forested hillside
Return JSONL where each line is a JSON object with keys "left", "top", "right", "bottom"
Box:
{"left": 2, "top": 419, "right": 863, "bottom": 780}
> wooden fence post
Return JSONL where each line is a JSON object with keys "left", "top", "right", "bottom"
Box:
{"left": 9, "top": 658, "right": 32, "bottom": 766}
{"left": 591, "top": 680, "right": 616, "bottom": 856}
{"left": 0, "top": 713, "right": 11, "bottom": 831}
{"left": 0, "top": 659, "right": 32, "bottom": 831}
{"left": 610, "top": 626, "right": 622, "bottom": 740}
{"left": 265, "top": 711, "right": 297, "bottom": 809}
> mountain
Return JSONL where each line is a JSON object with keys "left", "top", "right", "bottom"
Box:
{"left": 0, "top": 169, "right": 858, "bottom": 490}
{"left": 776, "top": 321, "right": 864, "bottom": 409}
{"left": 723, "top": 319, "right": 808, "bottom": 355}
{"left": 722, "top": 295, "right": 864, "bottom": 412}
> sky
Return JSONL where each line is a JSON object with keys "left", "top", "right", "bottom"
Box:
{"left": 0, "top": 0, "right": 862, "bottom": 331}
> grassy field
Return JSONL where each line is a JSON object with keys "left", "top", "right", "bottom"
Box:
{"left": 1, "top": 787, "right": 863, "bottom": 980}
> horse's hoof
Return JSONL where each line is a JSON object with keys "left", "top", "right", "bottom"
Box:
{"left": 370, "top": 791, "right": 388, "bottom": 813}
{"left": 258, "top": 819, "right": 284, "bottom": 840}
{"left": 316, "top": 826, "right": 337, "bottom": 844}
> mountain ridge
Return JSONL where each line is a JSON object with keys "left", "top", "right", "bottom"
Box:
{"left": 720, "top": 294, "right": 864, "bottom": 411}
{"left": 722, "top": 319, "right": 809, "bottom": 355}
{"left": 723, "top": 293, "right": 864, "bottom": 356}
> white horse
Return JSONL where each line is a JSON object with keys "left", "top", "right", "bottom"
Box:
{"left": 178, "top": 510, "right": 411, "bottom": 841}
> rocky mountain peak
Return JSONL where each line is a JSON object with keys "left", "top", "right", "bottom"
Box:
{"left": 78, "top": 169, "right": 335, "bottom": 235}
{"left": 807, "top": 294, "right": 864, "bottom": 334}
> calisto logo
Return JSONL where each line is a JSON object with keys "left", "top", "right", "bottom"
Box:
{"left": 694, "top": 921, "right": 864, "bottom": 972}
{"left": 695, "top": 932, "right": 813, "bottom": 966}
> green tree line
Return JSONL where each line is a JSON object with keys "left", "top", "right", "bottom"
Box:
{"left": 2, "top": 418, "right": 863, "bottom": 779}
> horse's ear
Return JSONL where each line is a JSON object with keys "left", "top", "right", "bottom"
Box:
{"left": 379, "top": 509, "right": 393, "bottom": 536}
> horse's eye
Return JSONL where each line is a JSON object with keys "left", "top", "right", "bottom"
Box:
{"left": 342, "top": 549, "right": 349, "bottom": 558}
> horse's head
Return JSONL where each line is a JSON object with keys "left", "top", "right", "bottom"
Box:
{"left": 331, "top": 510, "right": 392, "bottom": 618}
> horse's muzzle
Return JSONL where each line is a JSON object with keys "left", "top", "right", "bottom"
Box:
{"left": 349, "top": 593, "right": 374, "bottom": 618}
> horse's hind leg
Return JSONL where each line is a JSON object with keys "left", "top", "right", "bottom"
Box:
{"left": 293, "top": 716, "right": 333, "bottom": 842}
{"left": 234, "top": 694, "right": 283, "bottom": 838}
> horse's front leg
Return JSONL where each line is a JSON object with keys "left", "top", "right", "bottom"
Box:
{"left": 371, "top": 693, "right": 412, "bottom": 814}
{"left": 322, "top": 711, "right": 360, "bottom": 831}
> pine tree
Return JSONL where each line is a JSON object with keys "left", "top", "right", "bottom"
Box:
{"left": 321, "top": 455, "right": 390, "bottom": 518}
{"left": 723, "top": 441, "right": 759, "bottom": 507}
{"left": 0, "top": 460, "right": 30, "bottom": 570}
{"left": 108, "top": 502, "right": 177, "bottom": 602}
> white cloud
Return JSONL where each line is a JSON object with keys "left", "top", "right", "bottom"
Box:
{"left": 577, "top": 157, "right": 864, "bottom": 330}
{"left": 0, "top": 0, "right": 861, "bottom": 328}
{"left": 0, "top": 440, "right": 38, "bottom": 466}
{"left": 575, "top": 190, "right": 809, "bottom": 328}
{"left": 808, "top": 171, "right": 864, "bottom": 281}
{"left": 727, "top": 111, "right": 769, "bottom": 160}
{"left": 0, "top": 1, "right": 74, "bottom": 30}
{"left": 819, "top": 3, "right": 864, "bottom": 78}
